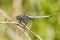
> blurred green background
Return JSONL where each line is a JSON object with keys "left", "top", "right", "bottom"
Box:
{"left": 0, "top": 0, "right": 60, "bottom": 40}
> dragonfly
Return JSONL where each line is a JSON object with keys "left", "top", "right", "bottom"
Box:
{"left": 16, "top": 14, "right": 51, "bottom": 25}
{"left": 16, "top": 14, "right": 51, "bottom": 40}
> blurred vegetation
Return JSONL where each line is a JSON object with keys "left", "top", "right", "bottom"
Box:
{"left": 0, "top": 0, "right": 60, "bottom": 40}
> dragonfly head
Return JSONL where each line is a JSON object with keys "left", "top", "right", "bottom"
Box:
{"left": 16, "top": 15, "right": 20, "bottom": 20}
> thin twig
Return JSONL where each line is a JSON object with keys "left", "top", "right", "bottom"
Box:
{"left": 0, "top": 21, "right": 43, "bottom": 40}
{"left": 16, "top": 25, "right": 31, "bottom": 40}
{"left": 0, "top": 21, "right": 17, "bottom": 24}
{"left": 23, "top": 24, "right": 43, "bottom": 40}
{"left": 0, "top": 21, "right": 31, "bottom": 40}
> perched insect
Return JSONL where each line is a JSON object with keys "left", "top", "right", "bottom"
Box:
{"left": 16, "top": 14, "right": 31, "bottom": 24}
{"left": 16, "top": 14, "right": 51, "bottom": 24}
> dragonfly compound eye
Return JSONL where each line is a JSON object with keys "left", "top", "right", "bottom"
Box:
{"left": 16, "top": 15, "right": 20, "bottom": 20}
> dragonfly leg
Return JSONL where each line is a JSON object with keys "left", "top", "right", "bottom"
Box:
{"left": 19, "top": 19, "right": 21, "bottom": 23}
{"left": 21, "top": 20, "right": 27, "bottom": 31}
